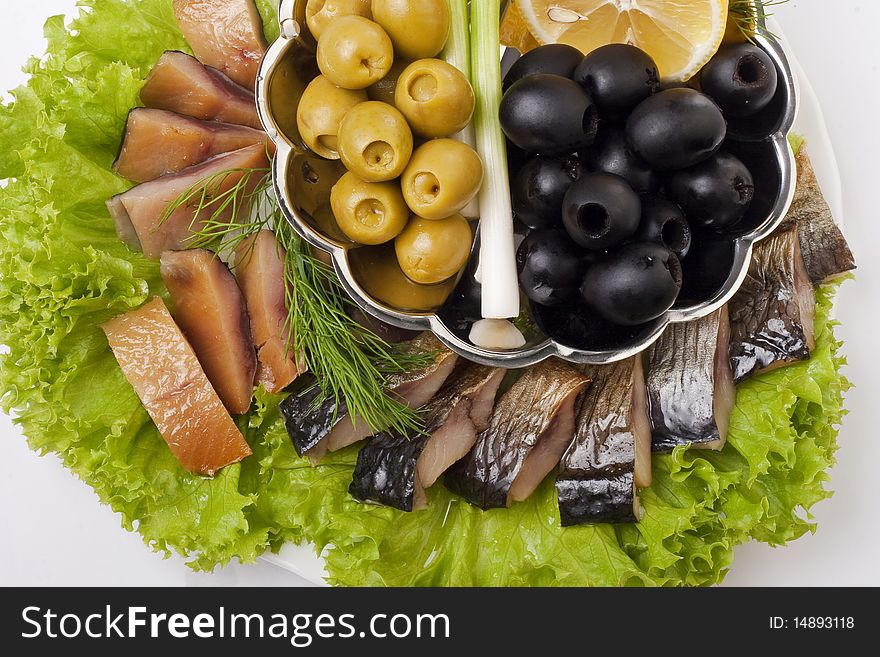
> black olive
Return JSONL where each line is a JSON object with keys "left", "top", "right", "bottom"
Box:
{"left": 573, "top": 43, "right": 660, "bottom": 121}
{"left": 446, "top": 279, "right": 483, "bottom": 324}
{"left": 635, "top": 196, "right": 692, "bottom": 259}
{"left": 516, "top": 229, "right": 585, "bottom": 306}
{"left": 700, "top": 44, "right": 779, "bottom": 118}
{"left": 581, "top": 124, "right": 658, "bottom": 194}
{"left": 667, "top": 151, "right": 755, "bottom": 231}
{"left": 500, "top": 74, "right": 599, "bottom": 155}
{"left": 506, "top": 138, "right": 529, "bottom": 178}
{"left": 503, "top": 44, "right": 584, "bottom": 91}
{"left": 581, "top": 242, "right": 682, "bottom": 326}
{"left": 511, "top": 155, "right": 582, "bottom": 230}
{"left": 561, "top": 172, "right": 641, "bottom": 250}
{"left": 533, "top": 300, "right": 663, "bottom": 351}
{"left": 625, "top": 89, "right": 726, "bottom": 171}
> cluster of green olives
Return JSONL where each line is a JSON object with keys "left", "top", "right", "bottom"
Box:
{"left": 297, "top": 0, "right": 482, "bottom": 287}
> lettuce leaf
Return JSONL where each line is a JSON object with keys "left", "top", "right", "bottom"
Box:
{"left": 0, "top": 0, "right": 851, "bottom": 585}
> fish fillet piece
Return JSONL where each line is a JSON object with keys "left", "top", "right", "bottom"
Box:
{"left": 102, "top": 297, "right": 251, "bottom": 476}
{"left": 160, "top": 249, "right": 257, "bottom": 415}
{"left": 234, "top": 230, "right": 305, "bottom": 392}
{"left": 729, "top": 225, "right": 816, "bottom": 382}
{"left": 279, "top": 333, "right": 458, "bottom": 462}
{"left": 114, "top": 108, "right": 267, "bottom": 183}
{"left": 446, "top": 359, "right": 589, "bottom": 509}
{"left": 349, "top": 363, "right": 505, "bottom": 511}
{"left": 141, "top": 51, "right": 262, "bottom": 129}
{"left": 647, "top": 306, "right": 735, "bottom": 453}
{"left": 173, "top": 0, "right": 267, "bottom": 90}
{"left": 777, "top": 148, "right": 855, "bottom": 283}
{"left": 106, "top": 195, "right": 141, "bottom": 251}
{"left": 556, "top": 357, "right": 651, "bottom": 526}
{"left": 106, "top": 143, "right": 269, "bottom": 259}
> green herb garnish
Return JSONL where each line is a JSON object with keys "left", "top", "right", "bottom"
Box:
{"left": 160, "top": 166, "right": 429, "bottom": 435}
{"left": 730, "top": 0, "right": 790, "bottom": 44}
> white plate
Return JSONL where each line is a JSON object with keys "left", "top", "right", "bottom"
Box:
{"left": 263, "top": 26, "right": 846, "bottom": 587}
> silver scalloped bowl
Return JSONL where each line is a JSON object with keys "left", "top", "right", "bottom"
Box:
{"left": 256, "top": 0, "right": 798, "bottom": 368}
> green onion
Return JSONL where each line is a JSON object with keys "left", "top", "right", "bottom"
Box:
{"left": 471, "top": 0, "right": 520, "bottom": 319}
{"left": 443, "top": 0, "right": 480, "bottom": 219}
{"left": 443, "top": 0, "right": 472, "bottom": 80}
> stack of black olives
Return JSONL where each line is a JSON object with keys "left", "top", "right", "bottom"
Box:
{"left": 296, "top": 0, "right": 482, "bottom": 290}
{"left": 500, "top": 42, "right": 779, "bottom": 330}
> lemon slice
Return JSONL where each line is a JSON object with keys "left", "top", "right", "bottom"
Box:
{"left": 501, "top": 1, "right": 541, "bottom": 53}
{"left": 514, "top": 0, "right": 729, "bottom": 81}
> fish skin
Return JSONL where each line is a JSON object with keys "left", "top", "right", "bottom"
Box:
{"left": 556, "top": 357, "right": 645, "bottom": 526}
{"left": 173, "top": 0, "right": 267, "bottom": 90}
{"left": 729, "top": 225, "right": 816, "bottom": 383}
{"left": 102, "top": 297, "right": 251, "bottom": 477}
{"left": 420, "top": 363, "right": 505, "bottom": 437}
{"left": 114, "top": 108, "right": 267, "bottom": 183}
{"left": 417, "top": 365, "right": 505, "bottom": 488}
{"left": 279, "top": 381, "right": 347, "bottom": 457}
{"left": 140, "top": 51, "right": 262, "bottom": 129}
{"left": 647, "top": 307, "right": 732, "bottom": 452}
{"left": 557, "top": 475, "right": 636, "bottom": 526}
{"left": 445, "top": 358, "right": 589, "bottom": 510}
{"left": 777, "top": 148, "right": 855, "bottom": 283}
{"left": 349, "top": 429, "right": 426, "bottom": 512}
{"left": 349, "top": 363, "right": 504, "bottom": 512}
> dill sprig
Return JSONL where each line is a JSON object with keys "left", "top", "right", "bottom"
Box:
{"left": 729, "top": 0, "right": 790, "bottom": 44}
{"left": 159, "top": 166, "right": 429, "bottom": 435}
{"left": 277, "top": 220, "right": 431, "bottom": 433}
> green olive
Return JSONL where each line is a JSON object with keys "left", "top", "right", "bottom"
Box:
{"left": 395, "top": 213, "right": 471, "bottom": 284}
{"left": 367, "top": 58, "right": 410, "bottom": 106}
{"left": 371, "top": 0, "right": 450, "bottom": 60}
{"left": 316, "top": 16, "right": 394, "bottom": 89}
{"left": 349, "top": 243, "right": 458, "bottom": 311}
{"left": 395, "top": 59, "right": 475, "bottom": 138}
{"left": 306, "top": 0, "right": 372, "bottom": 40}
{"left": 337, "top": 101, "right": 413, "bottom": 182}
{"left": 401, "top": 139, "right": 483, "bottom": 219}
{"left": 330, "top": 171, "right": 409, "bottom": 245}
{"left": 296, "top": 75, "right": 366, "bottom": 159}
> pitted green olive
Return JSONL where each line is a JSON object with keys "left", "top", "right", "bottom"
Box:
{"left": 316, "top": 16, "right": 393, "bottom": 89}
{"left": 296, "top": 75, "right": 366, "bottom": 159}
{"left": 330, "top": 171, "right": 409, "bottom": 244}
{"left": 394, "top": 213, "right": 471, "bottom": 284}
{"left": 394, "top": 59, "right": 475, "bottom": 138}
{"left": 401, "top": 139, "right": 483, "bottom": 219}
{"left": 306, "top": 0, "right": 372, "bottom": 39}
{"left": 337, "top": 101, "right": 413, "bottom": 182}
{"left": 367, "top": 58, "right": 410, "bottom": 106}
{"left": 350, "top": 244, "right": 458, "bottom": 311}
{"left": 371, "top": 0, "right": 450, "bottom": 60}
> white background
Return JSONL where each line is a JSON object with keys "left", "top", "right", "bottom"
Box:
{"left": 2, "top": 1, "right": 878, "bottom": 587}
